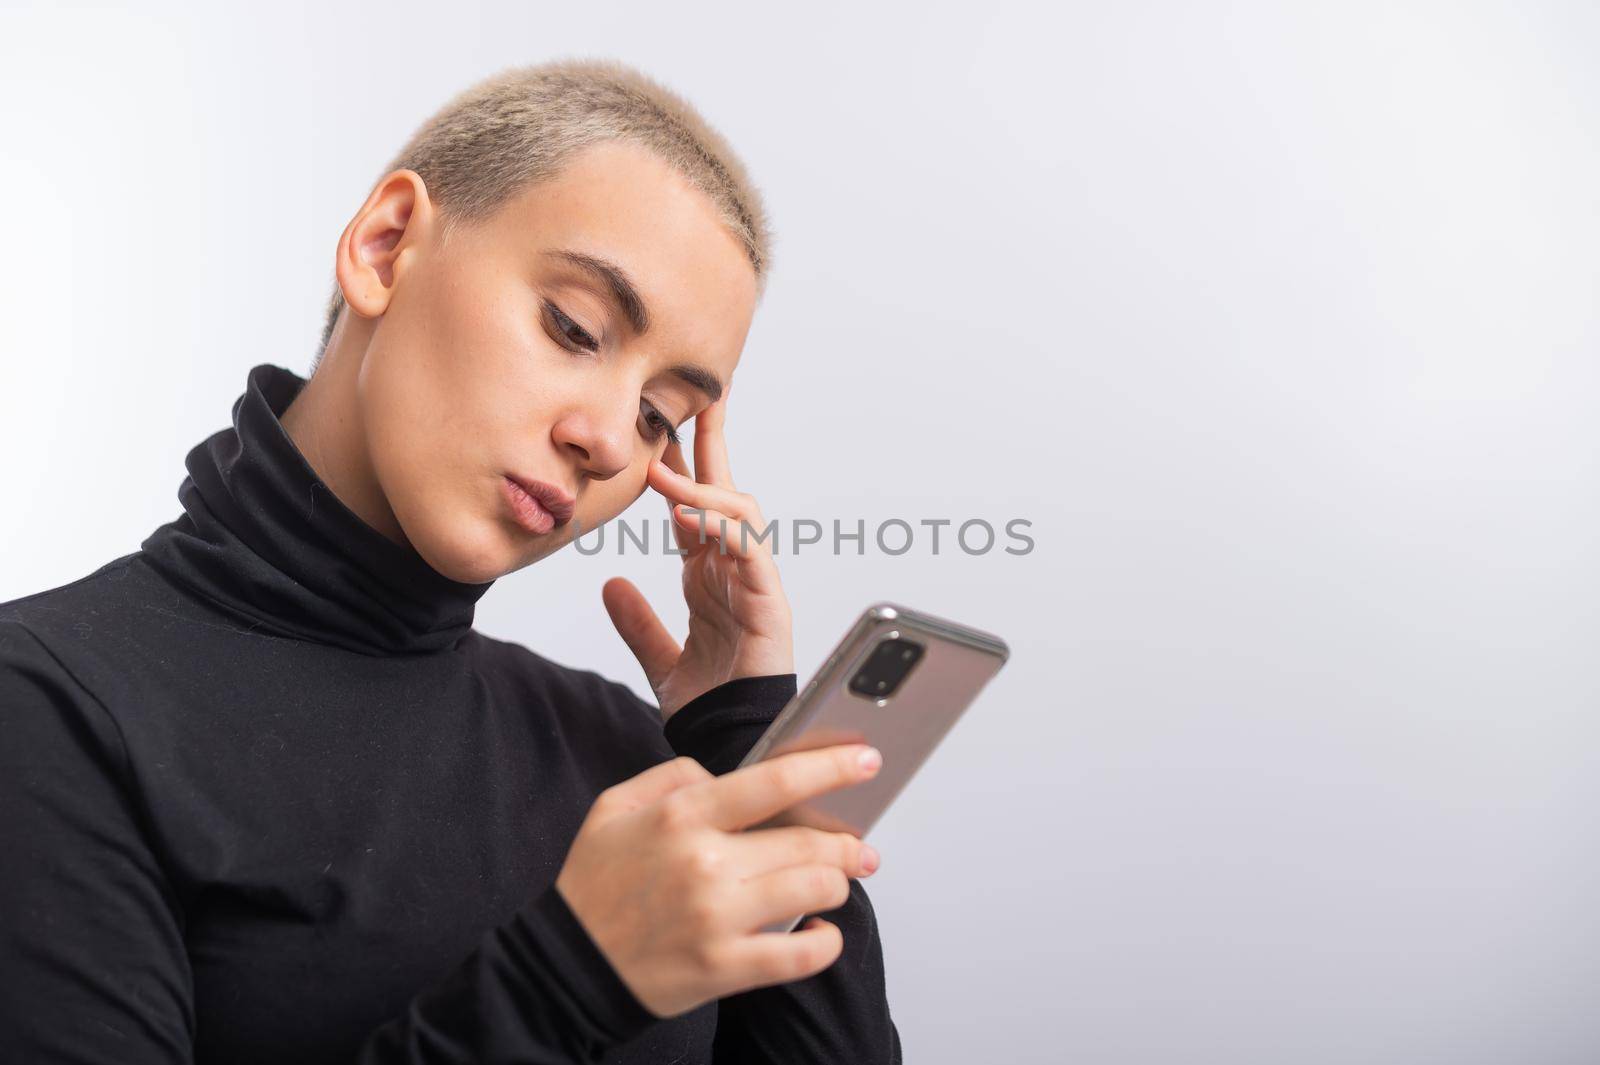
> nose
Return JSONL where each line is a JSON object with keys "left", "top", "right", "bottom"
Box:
{"left": 552, "top": 405, "right": 633, "bottom": 482}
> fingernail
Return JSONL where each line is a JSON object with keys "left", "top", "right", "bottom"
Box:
{"left": 858, "top": 747, "right": 882, "bottom": 774}
{"left": 861, "top": 844, "right": 881, "bottom": 874}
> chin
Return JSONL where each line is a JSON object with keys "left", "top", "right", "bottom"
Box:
{"left": 402, "top": 510, "right": 522, "bottom": 585}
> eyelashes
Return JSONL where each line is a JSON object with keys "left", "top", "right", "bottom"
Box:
{"left": 544, "top": 300, "right": 599, "bottom": 353}
{"left": 641, "top": 401, "right": 681, "bottom": 446}
{"left": 544, "top": 298, "right": 681, "bottom": 446}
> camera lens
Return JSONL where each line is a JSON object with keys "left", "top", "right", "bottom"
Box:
{"left": 848, "top": 636, "right": 925, "bottom": 700}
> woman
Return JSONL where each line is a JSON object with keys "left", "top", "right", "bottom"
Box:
{"left": 0, "top": 59, "right": 900, "bottom": 1064}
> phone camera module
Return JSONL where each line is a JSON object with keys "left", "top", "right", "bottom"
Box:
{"left": 848, "top": 637, "right": 925, "bottom": 700}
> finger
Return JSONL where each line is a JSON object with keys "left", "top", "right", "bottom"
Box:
{"left": 730, "top": 863, "right": 852, "bottom": 933}
{"left": 600, "top": 577, "right": 682, "bottom": 691}
{"left": 691, "top": 743, "right": 882, "bottom": 833}
{"left": 670, "top": 503, "right": 785, "bottom": 598}
{"left": 729, "top": 825, "right": 879, "bottom": 880}
{"left": 664, "top": 492, "right": 696, "bottom": 557}
{"left": 598, "top": 754, "right": 711, "bottom": 813}
{"left": 661, "top": 437, "right": 693, "bottom": 478}
{"left": 659, "top": 441, "right": 697, "bottom": 557}
{"left": 746, "top": 802, "right": 863, "bottom": 836}
{"left": 649, "top": 461, "right": 760, "bottom": 524}
{"left": 719, "top": 916, "right": 844, "bottom": 992}
{"left": 692, "top": 393, "right": 735, "bottom": 489}
{"left": 672, "top": 505, "right": 759, "bottom": 560}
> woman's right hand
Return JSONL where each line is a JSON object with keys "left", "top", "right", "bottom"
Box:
{"left": 553, "top": 743, "right": 885, "bottom": 1019}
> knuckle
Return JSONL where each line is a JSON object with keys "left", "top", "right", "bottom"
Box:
{"left": 760, "top": 944, "right": 800, "bottom": 983}
{"left": 808, "top": 865, "right": 842, "bottom": 900}
{"left": 689, "top": 934, "right": 724, "bottom": 977}
{"left": 835, "top": 831, "right": 860, "bottom": 866}
{"left": 684, "top": 885, "right": 723, "bottom": 931}
{"left": 822, "top": 931, "right": 844, "bottom": 968}
{"left": 792, "top": 931, "right": 838, "bottom": 978}
{"left": 768, "top": 758, "right": 804, "bottom": 797}
{"left": 796, "top": 830, "right": 827, "bottom": 864}
{"left": 684, "top": 843, "right": 725, "bottom": 882}
{"left": 656, "top": 791, "right": 699, "bottom": 832}
{"left": 674, "top": 755, "right": 710, "bottom": 781}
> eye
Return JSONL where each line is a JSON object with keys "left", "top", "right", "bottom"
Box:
{"left": 543, "top": 300, "right": 599, "bottom": 353}
{"left": 640, "top": 400, "right": 681, "bottom": 446}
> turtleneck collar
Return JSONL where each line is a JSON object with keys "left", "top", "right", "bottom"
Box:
{"left": 140, "top": 362, "right": 495, "bottom": 656}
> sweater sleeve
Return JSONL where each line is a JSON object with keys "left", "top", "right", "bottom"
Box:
{"left": 353, "top": 882, "right": 659, "bottom": 1062}
{"left": 0, "top": 621, "right": 659, "bottom": 1065}
{"left": 0, "top": 622, "right": 197, "bottom": 1064}
{"left": 661, "top": 674, "right": 904, "bottom": 1065}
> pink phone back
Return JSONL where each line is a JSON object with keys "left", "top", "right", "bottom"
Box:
{"left": 737, "top": 603, "right": 1008, "bottom": 841}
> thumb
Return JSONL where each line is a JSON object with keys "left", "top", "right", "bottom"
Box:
{"left": 602, "top": 752, "right": 711, "bottom": 814}
{"left": 602, "top": 576, "right": 682, "bottom": 693}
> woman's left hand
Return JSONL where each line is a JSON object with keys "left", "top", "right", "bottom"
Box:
{"left": 602, "top": 389, "right": 795, "bottom": 721}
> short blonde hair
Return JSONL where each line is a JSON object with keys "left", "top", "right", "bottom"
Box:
{"left": 314, "top": 57, "right": 773, "bottom": 364}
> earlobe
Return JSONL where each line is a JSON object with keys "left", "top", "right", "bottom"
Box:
{"left": 334, "top": 168, "right": 432, "bottom": 319}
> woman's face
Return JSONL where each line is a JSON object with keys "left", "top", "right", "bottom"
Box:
{"left": 345, "top": 139, "right": 758, "bottom": 583}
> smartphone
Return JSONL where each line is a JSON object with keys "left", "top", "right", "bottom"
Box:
{"left": 736, "top": 601, "right": 1010, "bottom": 933}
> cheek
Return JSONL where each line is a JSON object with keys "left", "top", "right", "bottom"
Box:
{"left": 359, "top": 356, "right": 435, "bottom": 490}
{"left": 575, "top": 457, "right": 655, "bottom": 527}
{"left": 360, "top": 369, "right": 509, "bottom": 547}
{"left": 366, "top": 382, "right": 465, "bottom": 491}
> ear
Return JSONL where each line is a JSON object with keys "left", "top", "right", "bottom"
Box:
{"left": 334, "top": 168, "right": 435, "bottom": 319}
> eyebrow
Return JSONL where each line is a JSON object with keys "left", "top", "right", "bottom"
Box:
{"left": 542, "top": 247, "right": 724, "bottom": 404}
{"left": 668, "top": 363, "right": 724, "bottom": 404}
{"left": 543, "top": 248, "right": 651, "bottom": 336}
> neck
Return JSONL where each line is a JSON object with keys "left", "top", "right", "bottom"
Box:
{"left": 280, "top": 315, "right": 407, "bottom": 547}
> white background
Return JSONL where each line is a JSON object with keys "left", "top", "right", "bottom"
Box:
{"left": 3, "top": 2, "right": 1597, "bottom": 1062}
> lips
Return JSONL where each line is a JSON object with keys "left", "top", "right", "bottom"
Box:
{"left": 503, "top": 474, "right": 576, "bottom": 535}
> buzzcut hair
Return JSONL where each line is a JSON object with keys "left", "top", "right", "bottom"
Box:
{"left": 312, "top": 57, "right": 773, "bottom": 369}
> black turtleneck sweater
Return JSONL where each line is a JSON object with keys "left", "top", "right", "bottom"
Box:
{"left": 0, "top": 363, "right": 900, "bottom": 1064}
